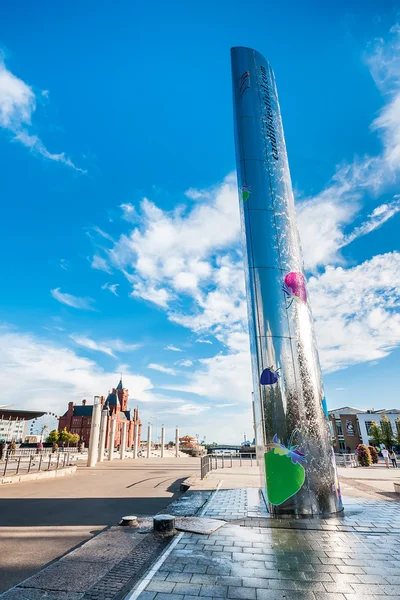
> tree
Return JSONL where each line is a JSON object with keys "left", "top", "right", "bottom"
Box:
{"left": 356, "top": 444, "right": 372, "bottom": 467}
{"left": 380, "top": 413, "right": 394, "bottom": 449}
{"left": 368, "top": 446, "right": 379, "bottom": 464}
{"left": 395, "top": 419, "right": 400, "bottom": 445}
{"left": 70, "top": 433, "right": 80, "bottom": 445}
{"left": 46, "top": 430, "right": 59, "bottom": 444}
{"left": 58, "top": 427, "right": 71, "bottom": 444}
{"left": 369, "top": 421, "right": 382, "bottom": 447}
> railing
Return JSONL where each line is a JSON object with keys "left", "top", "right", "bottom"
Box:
{"left": 335, "top": 453, "right": 358, "bottom": 468}
{"left": 201, "top": 453, "right": 257, "bottom": 479}
{"left": 1, "top": 452, "right": 73, "bottom": 478}
{"left": 15, "top": 447, "right": 76, "bottom": 455}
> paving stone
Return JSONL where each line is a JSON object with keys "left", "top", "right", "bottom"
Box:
{"left": 166, "top": 574, "right": 193, "bottom": 583}
{"left": 173, "top": 584, "right": 202, "bottom": 596}
{"left": 314, "top": 594, "right": 346, "bottom": 600}
{"left": 183, "top": 565, "right": 208, "bottom": 574}
{"left": 199, "top": 585, "right": 228, "bottom": 597}
{"left": 323, "top": 582, "right": 353, "bottom": 594}
{"left": 227, "top": 588, "right": 256, "bottom": 600}
{"left": 138, "top": 593, "right": 157, "bottom": 600}
{"left": 146, "top": 582, "right": 177, "bottom": 593}
{"left": 241, "top": 578, "right": 269, "bottom": 589}
{"left": 153, "top": 594, "right": 184, "bottom": 600}
{"left": 190, "top": 575, "right": 218, "bottom": 585}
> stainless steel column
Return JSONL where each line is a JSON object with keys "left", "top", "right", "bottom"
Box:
{"left": 231, "top": 47, "right": 342, "bottom": 516}
{"left": 98, "top": 408, "right": 108, "bottom": 463}
{"left": 161, "top": 425, "right": 165, "bottom": 458}
{"left": 120, "top": 421, "right": 127, "bottom": 460}
{"left": 87, "top": 399, "right": 102, "bottom": 468}
{"left": 108, "top": 418, "right": 116, "bottom": 461}
{"left": 175, "top": 427, "right": 179, "bottom": 458}
{"left": 133, "top": 422, "right": 139, "bottom": 459}
{"left": 147, "top": 424, "right": 152, "bottom": 459}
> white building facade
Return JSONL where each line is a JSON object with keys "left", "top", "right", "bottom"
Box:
{"left": 0, "top": 418, "right": 27, "bottom": 442}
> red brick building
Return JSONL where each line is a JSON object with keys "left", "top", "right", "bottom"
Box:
{"left": 58, "top": 378, "right": 141, "bottom": 449}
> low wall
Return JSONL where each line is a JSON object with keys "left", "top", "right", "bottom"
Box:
{"left": 0, "top": 465, "right": 76, "bottom": 485}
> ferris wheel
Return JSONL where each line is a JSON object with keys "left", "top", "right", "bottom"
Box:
{"left": 29, "top": 412, "right": 59, "bottom": 440}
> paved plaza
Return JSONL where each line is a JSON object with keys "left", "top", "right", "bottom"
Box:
{"left": 2, "top": 462, "right": 400, "bottom": 599}
{"left": 0, "top": 457, "right": 197, "bottom": 593}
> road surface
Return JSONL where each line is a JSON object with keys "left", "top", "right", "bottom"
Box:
{"left": 0, "top": 457, "right": 197, "bottom": 593}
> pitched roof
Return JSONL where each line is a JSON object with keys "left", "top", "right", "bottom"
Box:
{"left": 328, "top": 406, "right": 366, "bottom": 415}
{"left": 105, "top": 392, "right": 118, "bottom": 406}
{"left": 73, "top": 405, "right": 93, "bottom": 417}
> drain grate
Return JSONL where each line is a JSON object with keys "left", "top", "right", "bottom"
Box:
{"left": 82, "top": 533, "right": 171, "bottom": 600}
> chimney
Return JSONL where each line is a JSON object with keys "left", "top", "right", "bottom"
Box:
{"left": 82, "top": 399, "right": 87, "bottom": 406}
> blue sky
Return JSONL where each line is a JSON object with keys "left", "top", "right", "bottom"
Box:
{"left": 1, "top": 1, "right": 400, "bottom": 443}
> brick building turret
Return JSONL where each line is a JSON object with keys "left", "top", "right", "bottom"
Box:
{"left": 58, "top": 378, "right": 141, "bottom": 449}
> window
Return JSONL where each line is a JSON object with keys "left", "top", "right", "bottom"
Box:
{"left": 365, "top": 421, "right": 374, "bottom": 435}
{"left": 335, "top": 420, "right": 343, "bottom": 436}
{"left": 339, "top": 440, "right": 346, "bottom": 452}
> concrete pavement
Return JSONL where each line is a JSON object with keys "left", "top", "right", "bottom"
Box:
{"left": 0, "top": 457, "right": 198, "bottom": 593}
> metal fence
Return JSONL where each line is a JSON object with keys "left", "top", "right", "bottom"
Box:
{"left": 15, "top": 447, "right": 76, "bottom": 455}
{"left": 334, "top": 453, "right": 358, "bottom": 468}
{"left": 1, "top": 452, "right": 73, "bottom": 477}
{"left": 201, "top": 453, "right": 257, "bottom": 479}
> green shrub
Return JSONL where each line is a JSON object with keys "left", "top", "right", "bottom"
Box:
{"left": 356, "top": 444, "right": 372, "bottom": 467}
{"left": 46, "top": 429, "right": 59, "bottom": 444}
{"left": 368, "top": 446, "right": 379, "bottom": 464}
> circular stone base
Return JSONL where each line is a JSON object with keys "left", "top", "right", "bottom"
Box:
{"left": 120, "top": 515, "right": 138, "bottom": 526}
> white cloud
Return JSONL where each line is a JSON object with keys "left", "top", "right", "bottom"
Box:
{"left": 70, "top": 335, "right": 141, "bottom": 357}
{"left": 60, "top": 259, "right": 69, "bottom": 271}
{"left": 0, "top": 58, "right": 84, "bottom": 172}
{"left": 91, "top": 255, "right": 112, "bottom": 274}
{"left": 196, "top": 339, "right": 213, "bottom": 344}
{"left": 165, "top": 350, "right": 252, "bottom": 403}
{"left": 51, "top": 288, "right": 95, "bottom": 311}
{"left": 69, "top": 335, "right": 116, "bottom": 358}
{"left": 101, "top": 282, "right": 119, "bottom": 296}
{"left": 120, "top": 203, "right": 138, "bottom": 222}
{"left": 309, "top": 252, "right": 400, "bottom": 372}
{"left": 93, "top": 227, "right": 114, "bottom": 242}
{"left": 131, "top": 282, "right": 170, "bottom": 308}
{"left": 216, "top": 403, "right": 238, "bottom": 408}
{"left": 109, "top": 174, "right": 239, "bottom": 310}
{"left": 164, "top": 403, "right": 210, "bottom": 415}
{"left": 340, "top": 197, "right": 400, "bottom": 248}
{"left": 176, "top": 359, "right": 193, "bottom": 367}
{"left": 110, "top": 339, "right": 141, "bottom": 352}
{"left": 0, "top": 329, "right": 154, "bottom": 415}
{"left": 164, "top": 344, "right": 182, "bottom": 352}
{"left": 148, "top": 363, "right": 177, "bottom": 375}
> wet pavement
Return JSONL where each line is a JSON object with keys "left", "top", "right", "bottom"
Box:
{"left": 133, "top": 488, "right": 400, "bottom": 600}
